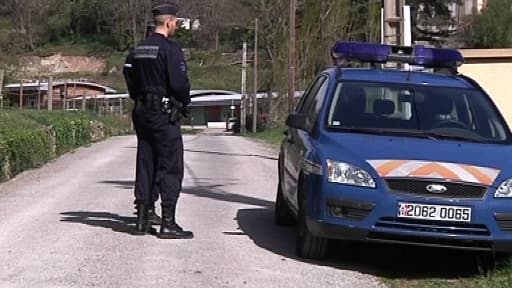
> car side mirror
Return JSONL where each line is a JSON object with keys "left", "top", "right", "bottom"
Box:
{"left": 286, "top": 113, "right": 307, "bottom": 130}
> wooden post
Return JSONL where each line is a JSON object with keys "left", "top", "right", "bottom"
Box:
{"left": 288, "top": 0, "right": 297, "bottom": 114}
{"left": 241, "top": 42, "right": 247, "bottom": 134}
{"left": 63, "top": 80, "right": 67, "bottom": 110}
{"left": 252, "top": 18, "right": 259, "bottom": 133}
{"left": 37, "top": 77, "right": 41, "bottom": 110}
{"left": 119, "top": 97, "right": 123, "bottom": 116}
{"left": 19, "top": 81, "right": 23, "bottom": 110}
{"left": 73, "top": 82, "right": 77, "bottom": 111}
{"left": 48, "top": 76, "right": 53, "bottom": 111}
{"left": 0, "top": 69, "right": 4, "bottom": 109}
{"left": 82, "top": 92, "right": 86, "bottom": 111}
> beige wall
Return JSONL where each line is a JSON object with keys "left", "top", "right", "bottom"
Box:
{"left": 460, "top": 62, "right": 512, "bottom": 125}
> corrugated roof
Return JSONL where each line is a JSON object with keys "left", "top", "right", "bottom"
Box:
{"left": 4, "top": 81, "right": 117, "bottom": 94}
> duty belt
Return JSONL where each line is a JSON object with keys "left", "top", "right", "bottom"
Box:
{"left": 137, "top": 93, "right": 162, "bottom": 109}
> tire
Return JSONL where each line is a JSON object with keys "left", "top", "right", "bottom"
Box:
{"left": 296, "top": 191, "right": 328, "bottom": 259}
{"left": 476, "top": 252, "right": 511, "bottom": 274}
{"left": 274, "top": 182, "right": 295, "bottom": 226}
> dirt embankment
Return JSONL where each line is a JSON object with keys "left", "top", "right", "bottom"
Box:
{"left": 17, "top": 54, "right": 106, "bottom": 76}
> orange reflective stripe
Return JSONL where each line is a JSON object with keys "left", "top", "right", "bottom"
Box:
{"left": 409, "top": 163, "right": 460, "bottom": 180}
{"left": 376, "top": 160, "right": 409, "bottom": 177}
{"left": 460, "top": 165, "right": 493, "bottom": 186}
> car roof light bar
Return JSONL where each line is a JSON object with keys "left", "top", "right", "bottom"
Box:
{"left": 331, "top": 41, "right": 464, "bottom": 69}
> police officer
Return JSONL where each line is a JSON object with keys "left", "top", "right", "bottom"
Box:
{"left": 129, "top": 20, "right": 161, "bottom": 226}
{"left": 123, "top": 2, "right": 193, "bottom": 239}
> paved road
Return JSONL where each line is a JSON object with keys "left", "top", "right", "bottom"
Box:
{"left": 0, "top": 133, "right": 384, "bottom": 288}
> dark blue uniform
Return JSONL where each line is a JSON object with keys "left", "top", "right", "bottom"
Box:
{"left": 123, "top": 33, "right": 190, "bottom": 209}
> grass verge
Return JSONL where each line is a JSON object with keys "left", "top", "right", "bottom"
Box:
{"left": 384, "top": 264, "right": 512, "bottom": 288}
{"left": 0, "top": 110, "right": 132, "bottom": 182}
{"left": 246, "top": 128, "right": 285, "bottom": 147}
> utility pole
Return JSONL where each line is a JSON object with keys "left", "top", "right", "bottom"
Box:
{"left": 383, "top": 0, "right": 405, "bottom": 46}
{"left": 252, "top": 18, "right": 259, "bottom": 133}
{"left": 288, "top": 0, "right": 297, "bottom": 114}
{"left": 241, "top": 41, "right": 248, "bottom": 134}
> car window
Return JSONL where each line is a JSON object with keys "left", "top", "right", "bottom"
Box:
{"left": 305, "top": 77, "right": 329, "bottom": 131}
{"left": 327, "top": 81, "right": 510, "bottom": 143}
{"left": 297, "top": 76, "right": 326, "bottom": 114}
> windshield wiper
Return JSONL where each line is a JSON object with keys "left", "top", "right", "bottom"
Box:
{"left": 333, "top": 127, "right": 439, "bottom": 140}
{"left": 424, "top": 131, "right": 487, "bottom": 143}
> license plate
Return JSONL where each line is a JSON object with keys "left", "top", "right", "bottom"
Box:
{"left": 397, "top": 202, "right": 472, "bottom": 222}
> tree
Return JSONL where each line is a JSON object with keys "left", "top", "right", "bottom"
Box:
{"left": 242, "top": 0, "right": 381, "bottom": 126}
{"left": 174, "top": 0, "right": 254, "bottom": 50}
{"left": 407, "top": 0, "right": 461, "bottom": 46}
{"left": 467, "top": 0, "right": 512, "bottom": 48}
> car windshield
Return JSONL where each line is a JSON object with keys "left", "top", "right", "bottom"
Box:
{"left": 327, "top": 81, "right": 511, "bottom": 144}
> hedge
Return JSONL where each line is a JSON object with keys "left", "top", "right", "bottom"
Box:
{"left": 0, "top": 110, "right": 132, "bottom": 182}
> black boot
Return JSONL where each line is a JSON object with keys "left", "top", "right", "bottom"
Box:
{"left": 158, "top": 205, "right": 194, "bottom": 239}
{"left": 148, "top": 204, "right": 161, "bottom": 225}
{"left": 133, "top": 203, "right": 156, "bottom": 235}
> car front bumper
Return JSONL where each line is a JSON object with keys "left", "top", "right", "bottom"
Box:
{"left": 306, "top": 179, "right": 512, "bottom": 253}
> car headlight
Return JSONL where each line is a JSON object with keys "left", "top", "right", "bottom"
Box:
{"left": 496, "top": 179, "right": 512, "bottom": 198}
{"left": 327, "top": 160, "right": 376, "bottom": 188}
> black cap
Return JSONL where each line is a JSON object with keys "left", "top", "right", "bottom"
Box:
{"left": 152, "top": 3, "right": 180, "bottom": 17}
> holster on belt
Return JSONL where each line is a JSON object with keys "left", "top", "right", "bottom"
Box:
{"left": 162, "top": 97, "right": 186, "bottom": 125}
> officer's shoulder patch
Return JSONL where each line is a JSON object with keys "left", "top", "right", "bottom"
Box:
{"left": 134, "top": 45, "right": 159, "bottom": 59}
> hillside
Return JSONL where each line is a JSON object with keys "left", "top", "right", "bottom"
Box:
{"left": 3, "top": 45, "right": 250, "bottom": 93}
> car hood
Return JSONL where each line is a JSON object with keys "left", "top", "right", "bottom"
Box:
{"left": 321, "top": 132, "right": 512, "bottom": 186}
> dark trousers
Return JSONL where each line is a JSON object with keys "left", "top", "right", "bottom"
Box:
{"left": 132, "top": 101, "right": 184, "bottom": 208}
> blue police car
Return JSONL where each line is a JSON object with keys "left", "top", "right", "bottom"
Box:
{"left": 276, "top": 42, "right": 512, "bottom": 259}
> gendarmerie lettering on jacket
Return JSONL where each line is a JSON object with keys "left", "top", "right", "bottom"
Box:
{"left": 134, "top": 46, "right": 160, "bottom": 59}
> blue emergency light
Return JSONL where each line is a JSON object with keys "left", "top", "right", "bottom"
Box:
{"left": 331, "top": 41, "right": 464, "bottom": 69}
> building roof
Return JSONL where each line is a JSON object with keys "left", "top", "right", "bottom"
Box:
{"left": 69, "top": 94, "right": 129, "bottom": 100}
{"left": 189, "top": 91, "right": 303, "bottom": 107}
{"left": 4, "top": 81, "right": 117, "bottom": 94}
{"left": 190, "top": 90, "right": 239, "bottom": 97}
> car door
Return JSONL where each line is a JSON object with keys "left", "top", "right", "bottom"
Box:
{"left": 283, "top": 75, "right": 329, "bottom": 210}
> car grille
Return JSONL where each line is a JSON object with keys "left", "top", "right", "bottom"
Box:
{"left": 366, "top": 232, "right": 492, "bottom": 251}
{"left": 385, "top": 178, "right": 487, "bottom": 199}
{"left": 374, "top": 217, "right": 491, "bottom": 236}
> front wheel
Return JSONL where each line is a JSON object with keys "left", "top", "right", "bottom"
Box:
{"left": 274, "top": 182, "right": 295, "bottom": 226}
{"left": 296, "top": 197, "right": 328, "bottom": 259}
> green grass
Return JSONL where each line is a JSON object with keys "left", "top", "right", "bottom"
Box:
{"left": 188, "top": 60, "right": 246, "bottom": 92}
{"left": 36, "top": 38, "right": 116, "bottom": 57}
{"left": 182, "top": 128, "right": 203, "bottom": 135}
{"left": 45, "top": 55, "right": 245, "bottom": 94}
{"left": 385, "top": 268, "right": 512, "bottom": 288}
{"left": 106, "top": 52, "right": 127, "bottom": 71}
{"left": 247, "top": 128, "right": 285, "bottom": 146}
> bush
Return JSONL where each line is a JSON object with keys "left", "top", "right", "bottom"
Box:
{"left": 0, "top": 110, "right": 132, "bottom": 182}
